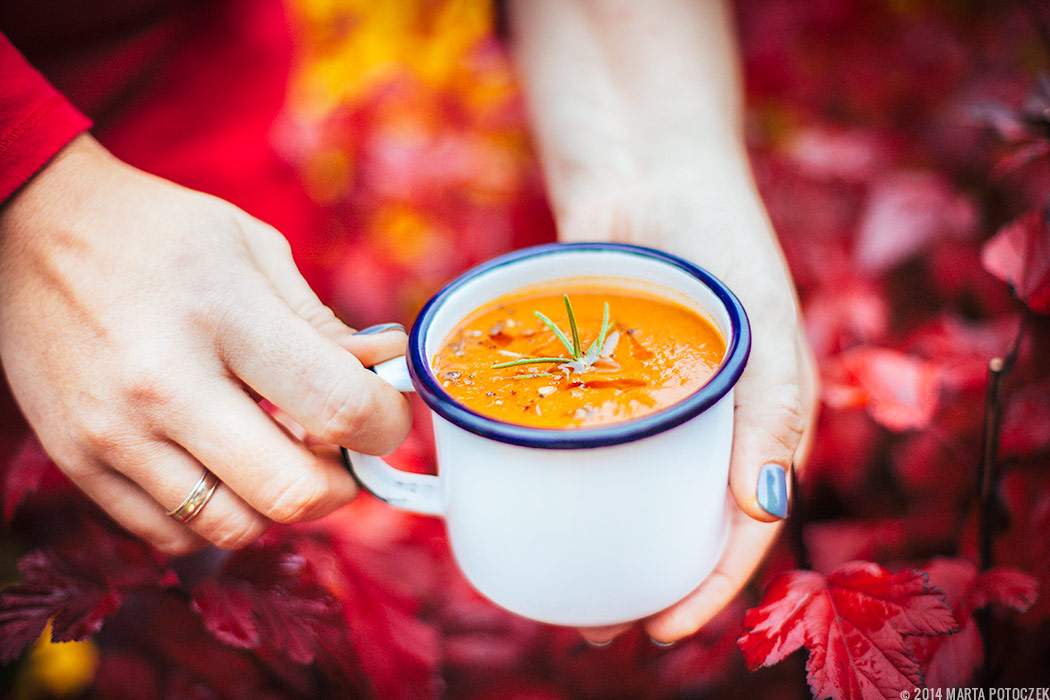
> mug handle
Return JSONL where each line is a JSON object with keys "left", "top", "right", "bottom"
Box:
{"left": 339, "top": 356, "right": 443, "bottom": 516}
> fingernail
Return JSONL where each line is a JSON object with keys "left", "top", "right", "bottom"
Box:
{"left": 650, "top": 638, "right": 675, "bottom": 648}
{"left": 585, "top": 638, "right": 613, "bottom": 648}
{"left": 756, "top": 463, "right": 789, "bottom": 519}
{"left": 354, "top": 323, "right": 406, "bottom": 336}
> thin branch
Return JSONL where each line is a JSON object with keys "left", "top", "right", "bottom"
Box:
{"left": 975, "top": 308, "right": 1028, "bottom": 689}
{"left": 978, "top": 355, "right": 1006, "bottom": 572}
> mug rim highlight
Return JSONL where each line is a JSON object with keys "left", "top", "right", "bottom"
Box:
{"left": 406, "top": 242, "right": 751, "bottom": 449}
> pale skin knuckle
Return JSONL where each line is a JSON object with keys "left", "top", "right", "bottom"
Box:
{"left": 737, "top": 384, "right": 806, "bottom": 455}
{"left": 291, "top": 298, "right": 341, "bottom": 331}
{"left": 189, "top": 284, "right": 250, "bottom": 340}
{"left": 246, "top": 218, "right": 290, "bottom": 251}
{"left": 263, "top": 471, "right": 329, "bottom": 524}
{"left": 774, "top": 397, "right": 806, "bottom": 449}
{"left": 242, "top": 218, "right": 298, "bottom": 269}
{"left": 315, "top": 383, "right": 370, "bottom": 444}
{"left": 50, "top": 447, "right": 94, "bottom": 481}
{"left": 122, "top": 359, "right": 186, "bottom": 410}
{"left": 76, "top": 417, "right": 138, "bottom": 460}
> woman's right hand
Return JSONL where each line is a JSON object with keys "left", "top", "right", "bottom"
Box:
{"left": 0, "top": 134, "right": 412, "bottom": 554}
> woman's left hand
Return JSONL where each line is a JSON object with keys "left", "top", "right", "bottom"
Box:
{"left": 558, "top": 175, "right": 820, "bottom": 645}
{"left": 507, "top": 0, "right": 819, "bottom": 644}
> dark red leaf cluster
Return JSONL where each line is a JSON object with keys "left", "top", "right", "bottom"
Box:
{"left": 191, "top": 540, "right": 358, "bottom": 682}
{"left": 1, "top": 436, "right": 70, "bottom": 526}
{"left": 0, "top": 515, "right": 176, "bottom": 664}
{"left": 909, "top": 559, "right": 1037, "bottom": 689}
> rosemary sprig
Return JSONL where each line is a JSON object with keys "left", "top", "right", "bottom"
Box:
{"left": 534, "top": 310, "right": 576, "bottom": 358}
{"left": 564, "top": 295, "right": 582, "bottom": 360}
{"left": 491, "top": 295, "right": 614, "bottom": 374}
{"left": 581, "top": 302, "right": 611, "bottom": 365}
{"left": 491, "top": 357, "right": 572, "bottom": 369}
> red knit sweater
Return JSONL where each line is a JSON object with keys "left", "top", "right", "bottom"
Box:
{"left": 0, "top": 35, "right": 91, "bottom": 203}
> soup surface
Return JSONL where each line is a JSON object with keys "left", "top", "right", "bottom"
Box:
{"left": 431, "top": 284, "right": 726, "bottom": 429}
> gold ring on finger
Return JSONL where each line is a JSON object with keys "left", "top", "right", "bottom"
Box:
{"left": 166, "top": 469, "right": 220, "bottom": 523}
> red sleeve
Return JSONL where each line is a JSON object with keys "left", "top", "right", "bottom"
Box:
{"left": 0, "top": 33, "right": 92, "bottom": 204}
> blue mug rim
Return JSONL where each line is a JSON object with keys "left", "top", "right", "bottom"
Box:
{"left": 406, "top": 242, "right": 750, "bottom": 449}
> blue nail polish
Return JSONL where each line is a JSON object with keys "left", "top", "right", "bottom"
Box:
{"left": 650, "top": 638, "right": 675, "bottom": 648}
{"left": 354, "top": 323, "right": 406, "bottom": 336}
{"left": 756, "top": 463, "right": 789, "bottom": 519}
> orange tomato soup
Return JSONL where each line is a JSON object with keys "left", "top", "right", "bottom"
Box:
{"left": 431, "top": 284, "right": 726, "bottom": 429}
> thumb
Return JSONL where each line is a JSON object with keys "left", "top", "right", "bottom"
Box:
{"left": 726, "top": 328, "right": 805, "bottom": 523}
{"left": 242, "top": 217, "right": 407, "bottom": 366}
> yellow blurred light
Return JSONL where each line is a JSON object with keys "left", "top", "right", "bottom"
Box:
{"left": 370, "top": 205, "right": 450, "bottom": 268}
{"left": 13, "top": 623, "right": 99, "bottom": 700}
{"left": 303, "top": 148, "right": 355, "bottom": 204}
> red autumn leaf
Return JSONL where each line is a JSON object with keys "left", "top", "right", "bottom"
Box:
{"left": 92, "top": 649, "right": 162, "bottom": 700}
{"left": 192, "top": 579, "right": 260, "bottom": 650}
{"left": 981, "top": 209, "right": 1050, "bottom": 313}
{"left": 463, "top": 680, "right": 569, "bottom": 700}
{"left": 968, "top": 567, "right": 1039, "bottom": 612}
{"left": 0, "top": 518, "right": 177, "bottom": 663}
{"left": 804, "top": 276, "right": 890, "bottom": 359}
{"left": 783, "top": 126, "right": 892, "bottom": 183}
{"left": 301, "top": 499, "right": 442, "bottom": 700}
{"left": 738, "top": 562, "right": 957, "bottom": 700}
{"left": 928, "top": 239, "right": 1019, "bottom": 315}
{"left": 95, "top": 589, "right": 317, "bottom": 700}
{"left": 907, "top": 313, "right": 1023, "bottom": 393}
{"left": 969, "top": 100, "right": 1038, "bottom": 144}
{"left": 191, "top": 540, "right": 357, "bottom": 681}
{"left": 991, "top": 141, "right": 1050, "bottom": 180}
{"left": 1001, "top": 380, "right": 1050, "bottom": 456}
{"left": 741, "top": 570, "right": 828, "bottom": 669}
{"left": 2, "top": 437, "right": 62, "bottom": 525}
{"left": 441, "top": 572, "right": 545, "bottom": 672}
{"left": 649, "top": 599, "right": 750, "bottom": 697}
{"left": 822, "top": 347, "right": 942, "bottom": 431}
{"left": 971, "top": 469, "right": 1050, "bottom": 624}
{"left": 0, "top": 550, "right": 121, "bottom": 664}
{"left": 969, "top": 90, "right": 1050, "bottom": 178}
{"left": 911, "top": 614, "right": 982, "bottom": 692}
{"left": 855, "top": 171, "right": 977, "bottom": 273}
{"left": 328, "top": 545, "right": 441, "bottom": 700}
{"left": 909, "top": 558, "right": 1038, "bottom": 688}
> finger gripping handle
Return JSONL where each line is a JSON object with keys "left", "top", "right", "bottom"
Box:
{"left": 340, "top": 356, "right": 443, "bottom": 516}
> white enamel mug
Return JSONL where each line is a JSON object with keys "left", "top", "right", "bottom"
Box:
{"left": 342, "top": 243, "right": 750, "bottom": 627}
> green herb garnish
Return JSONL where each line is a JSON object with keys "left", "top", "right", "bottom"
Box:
{"left": 491, "top": 356, "right": 572, "bottom": 368}
{"left": 491, "top": 295, "right": 612, "bottom": 373}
